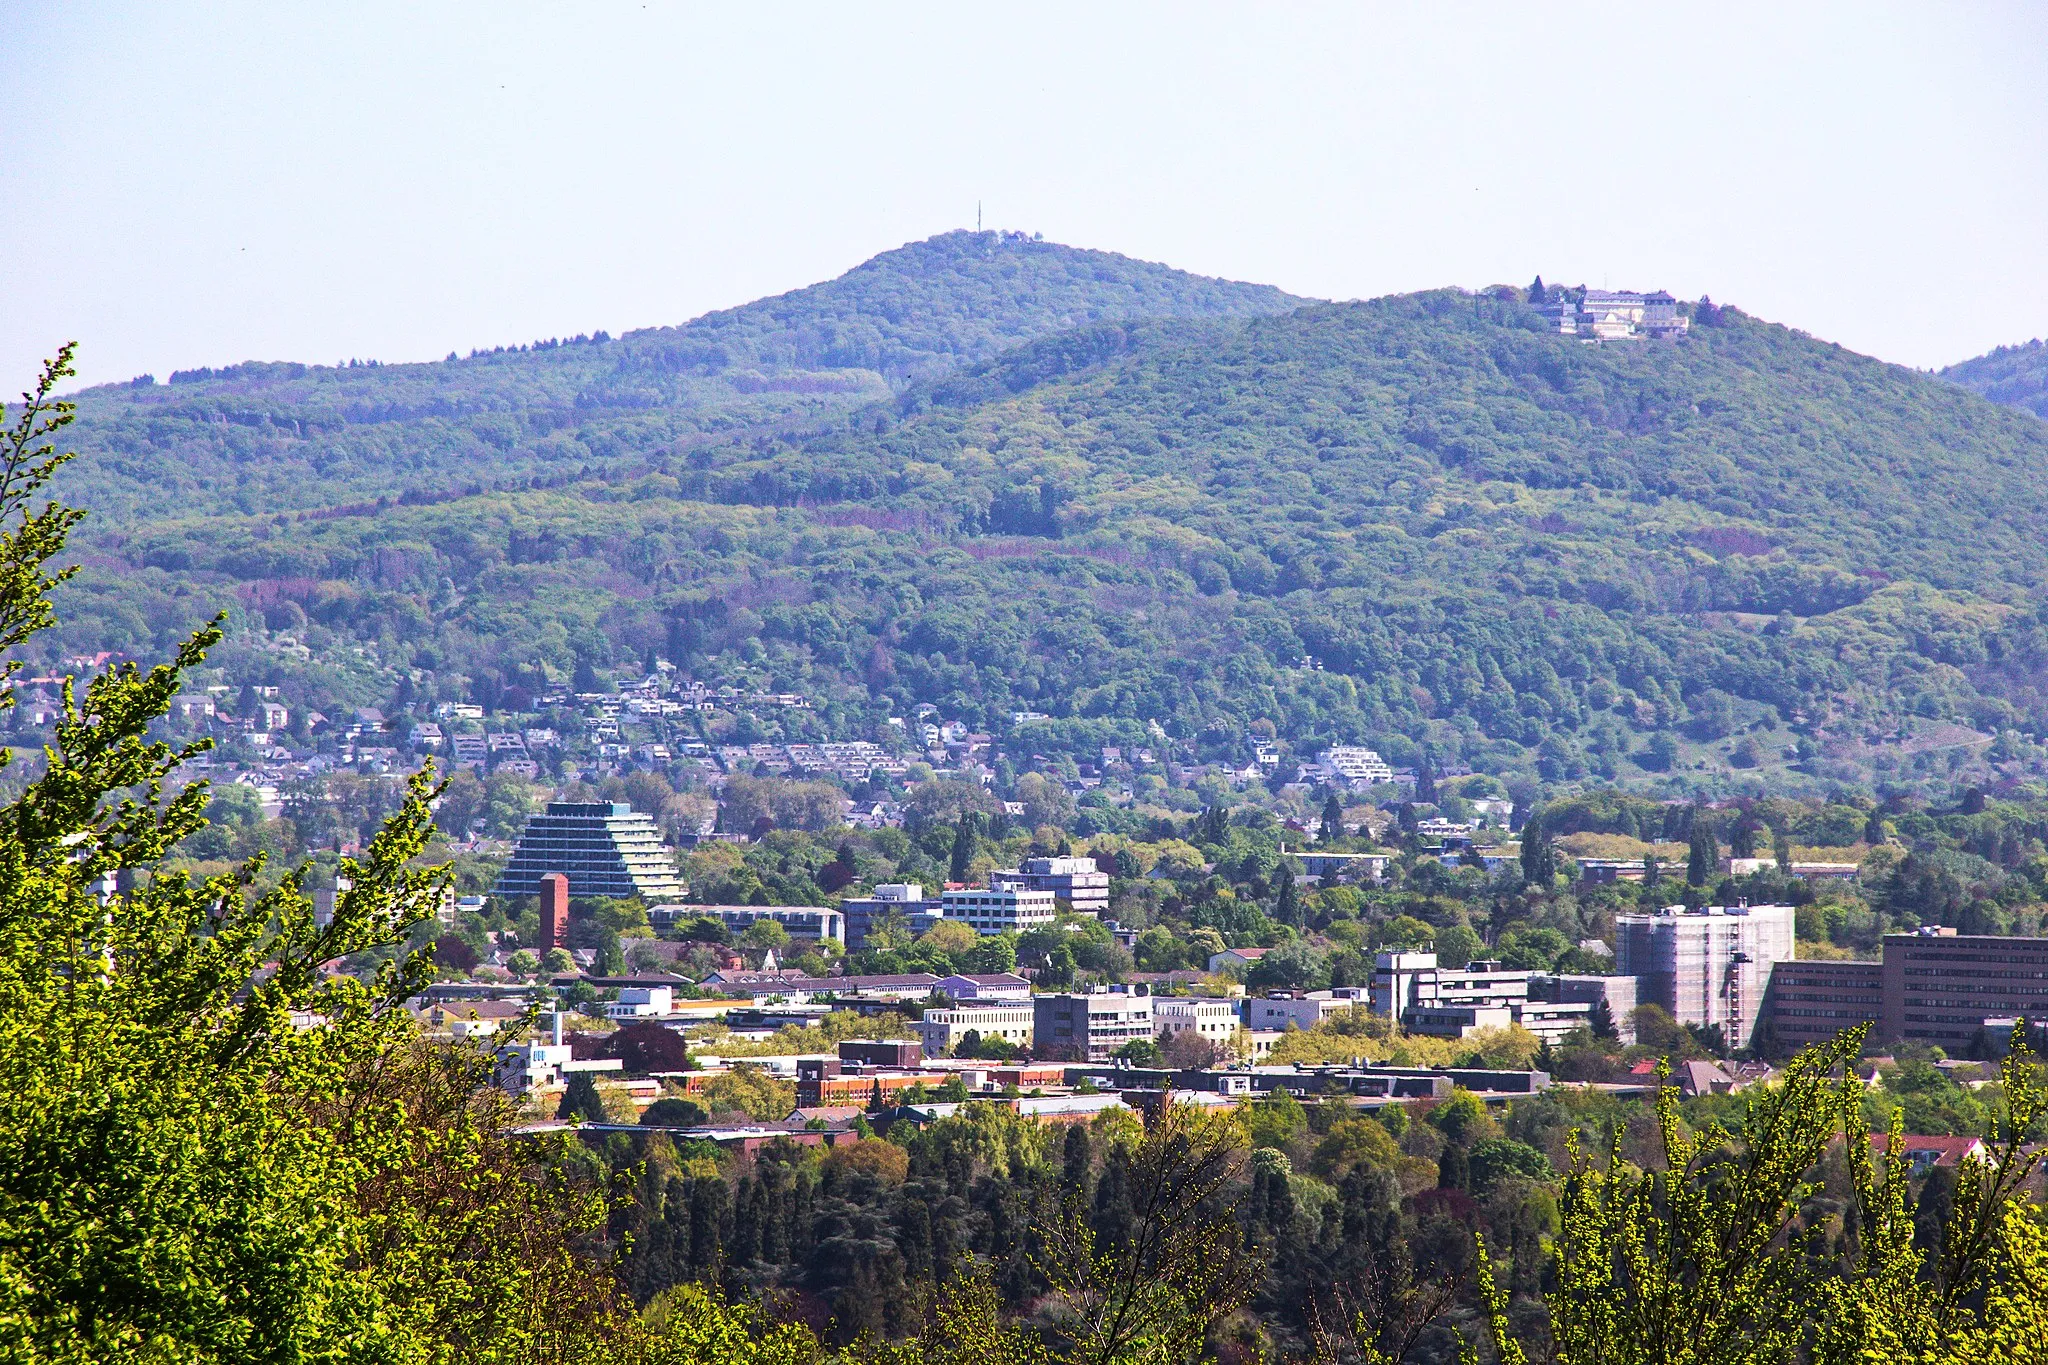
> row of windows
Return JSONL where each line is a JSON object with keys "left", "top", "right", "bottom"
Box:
{"left": 1901, "top": 967, "right": 2048, "bottom": 980}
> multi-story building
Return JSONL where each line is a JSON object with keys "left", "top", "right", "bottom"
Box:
{"left": 1767, "top": 958, "right": 1884, "bottom": 1051}
{"left": 840, "top": 883, "right": 945, "bottom": 948}
{"left": 1317, "top": 746, "right": 1394, "bottom": 784}
{"left": 701, "top": 905, "right": 845, "bottom": 947}
{"left": 1035, "top": 987, "right": 1154, "bottom": 1061}
{"left": 1246, "top": 988, "right": 1370, "bottom": 1032}
{"left": 916, "top": 1001, "right": 1036, "bottom": 1056}
{"left": 941, "top": 884, "right": 1057, "bottom": 936}
{"left": 1532, "top": 973, "right": 1640, "bottom": 1044}
{"left": 1615, "top": 904, "right": 1794, "bottom": 1050}
{"left": 1882, "top": 929, "right": 2048, "bottom": 1046}
{"left": 1153, "top": 997, "right": 1241, "bottom": 1050}
{"left": 492, "top": 802, "right": 686, "bottom": 902}
{"left": 1370, "top": 951, "right": 1593, "bottom": 1045}
{"left": 991, "top": 856, "right": 1111, "bottom": 917}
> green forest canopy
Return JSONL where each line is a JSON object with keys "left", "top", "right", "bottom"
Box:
{"left": 40, "top": 241, "right": 2048, "bottom": 789}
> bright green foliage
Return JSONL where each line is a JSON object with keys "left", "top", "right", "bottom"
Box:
{"left": 1495, "top": 1027, "right": 2048, "bottom": 1365}
{"left": 0, "top": 353, "right": 629, "bottom": 1363}
{"left": 637, "top": 1284, "right": 820, "bottom": 1365}
{"left": 1538, "top": 1032, "right": 1869, "bottom": 1364}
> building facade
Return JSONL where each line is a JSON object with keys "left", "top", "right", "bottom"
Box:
{"left": 493, "top": 802, "right": 687, "bottom": 902}
{"left": 1370, "top": 951, "right": 1594, "bottom": 1045}
{"left": 941, "top": 885, "right": 1057, "bottom": 936}
{"left": 1034, "top": 988, "right": 1154, "bottom": 1061}
{"left": 840, "top": 883, "right": 945, "bottom": 949}
{"left": 991, "top": 856, "right": 1111, "bottom": 917}
{"left": 1153, "top": 997, "right": 1241, "bottom": 1049}
{"left": 1767, "top": 958, "right": 1884, "bottom": 1050}
{"left": 1616, "top": 904, "right": 1795, "bottom": 1050}
{"left": 1882, "top": 929, "right": 2048, "bottom": 1045}
{"left": 916, "top": 1002, "right": 1036, "bottom": 1056}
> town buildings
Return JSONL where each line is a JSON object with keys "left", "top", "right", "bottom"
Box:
{"left": 1316, "top": 746, "right": 1394, "bottom": 785}
{"left": 1034, "top": 987, "right": 1155, "bottom": 1061}
{"left": 991, "top": 856, "right": 1111, "bottom": 917}
{"left": 1369, "top": 951, "right": 1594, "bottom": 1045}
{"left": 1152, "top": 997, "right": 1241, "bottom": 1050}
{"left": 1765, "top": 928, "right": 2048, "bottom": 1051}
{"left": 1616, "top": 904, "right": 1795, "bottom": 1050}
{"left": 492, "top": 802, "right": 687, "bottom": 902}
{"left": 839, "top": 883, "right": 944, "bottom": 949}
{"left": 916, "top": 1001, "right": 1036, "bottom": 1056}
{"left": 941, "top": 884, "right": 1057, "bottom": 936}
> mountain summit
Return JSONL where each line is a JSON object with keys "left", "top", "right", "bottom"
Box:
{"left": 57, "top": 232, "right": 1304, "bottom": 522}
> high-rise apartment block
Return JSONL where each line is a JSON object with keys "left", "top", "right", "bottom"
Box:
{"left": 1615, "top": 904, "right": 1795, "bottom": 1050}
{"left": 492, "top": 802, "right": 687, "bottom": 902}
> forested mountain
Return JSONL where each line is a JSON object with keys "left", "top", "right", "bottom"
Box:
{"left": 40, "top": 255, "right": 2048, "bottom": 791}
{"left": 1943, "top": 337, "right": 2048, "bottom": 419}
{"left": 54, "top": 231, "right": 1301, "bottom": 521}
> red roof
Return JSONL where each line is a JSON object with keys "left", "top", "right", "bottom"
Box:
{"left": 1870, "top": 1133, "right": 1989, "bottom": 1170}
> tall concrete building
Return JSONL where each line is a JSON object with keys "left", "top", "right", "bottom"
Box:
{"left": 493, "top": 802, "right": 686, "bottom": 902}
{"left": 1616, "top": 904, "right": 1794, "bottom": 1050}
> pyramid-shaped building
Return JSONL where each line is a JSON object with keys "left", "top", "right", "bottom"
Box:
{"left": 492, "top": 802, "right": 687, "bottom": 902}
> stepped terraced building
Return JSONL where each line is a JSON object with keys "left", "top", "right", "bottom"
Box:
{"left": 493, "top": 802, "right": 687, "bottom": 902}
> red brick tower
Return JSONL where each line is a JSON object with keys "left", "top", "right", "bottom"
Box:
{"left": 540, "top": 872, "right": 569, "bottom": 953}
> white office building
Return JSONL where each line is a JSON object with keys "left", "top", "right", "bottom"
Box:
{"left": 941, "top": 885, "right": 1057, "bottom": 936}
{"left": 991, "top": 856, "right": 1112, "bottom": 917}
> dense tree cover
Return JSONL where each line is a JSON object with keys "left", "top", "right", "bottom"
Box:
{"left": 54, "top": 232, "right": 1298, "bottom": 522}
{"left": 42, "top": 270, "right": 2048, "bottom": 793}
{"left": 1943, "top": 335, "right": 2048, "bottom": 420}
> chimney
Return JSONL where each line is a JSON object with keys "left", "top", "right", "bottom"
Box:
{"left": 540, "top": 872, "right": 569, "bottom": 952}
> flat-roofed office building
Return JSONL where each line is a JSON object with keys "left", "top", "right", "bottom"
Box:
{"left": 1882, "top": 929, "right": 2048, "bottom": 1045}
{"left": 1767, "top": 958, "right": 1884, "bottom": 1050}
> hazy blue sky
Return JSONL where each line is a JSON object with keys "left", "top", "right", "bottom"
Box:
{"left": 5, "top": 3, "right": 2045, "bottom": 388}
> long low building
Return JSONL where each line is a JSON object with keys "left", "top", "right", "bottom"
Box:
{"left": 1766, "top": 928, "right": 2048, "bottom": 1050}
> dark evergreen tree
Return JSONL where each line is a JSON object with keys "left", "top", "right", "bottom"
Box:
{"left": 1520, "top": 814, "right": 1556, "bottom": 885}
{"left": 1590, "top": 996, "right": 1618, "bottom": 1041}
{"left": 1527, "top": 275, "right": 1548, "bottom": 304}
{"left": 949, "top": 811, "right": 980, "bottom": 882}
{"left": 1275, "top": 862, "right": 1299, "bottom": 928}
{"left": 556, "top": 1071, "right": 607, "bottom": 1124}
{"left": 1688, "top": 824, "right": 1719, "bottom": 887}
{"left": 1319, "top": 792, "right": 1344, "bottom": 845}
{"left": 1437, "top": 1142, "right": 1470, "bottom": 1191}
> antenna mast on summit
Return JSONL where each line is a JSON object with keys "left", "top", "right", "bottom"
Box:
{"left": 978, "top": 201, "right": 982, "bottom": 231}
